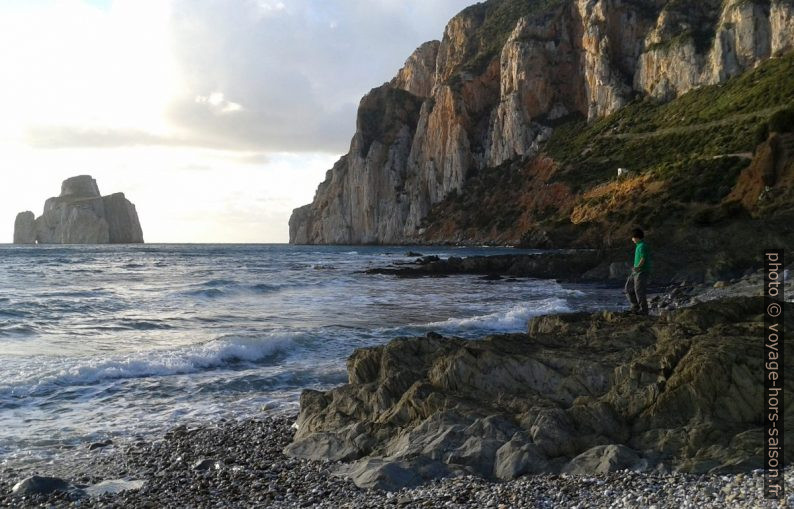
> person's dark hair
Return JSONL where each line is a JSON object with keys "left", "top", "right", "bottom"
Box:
{"left": 632, "top": 228, "right": 644, "bottom": 239}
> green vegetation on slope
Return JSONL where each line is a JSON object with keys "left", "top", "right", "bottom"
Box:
{"left": 606, "top": 52, "right": 794, "bottom": 130}
{"left": 421, "top": 50, "right": 794, "bottom": 254}
{"left": 545, "top": 51, "right": 794, "bottom": 190}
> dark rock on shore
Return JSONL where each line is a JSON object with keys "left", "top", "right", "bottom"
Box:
{"left": 285, "top": 297, "right": 793, "bottom": 490}
{"left": 12, "top": 476, "right": 71, "bottom": 496}
{"left": 364, "top": 251, "right": 603, "bottom": 282}
{"left": 192, "top": 459, "right": 220, "bottom": 471}
{"left": 89, "top": 439, "right": 113, "bottom": 451}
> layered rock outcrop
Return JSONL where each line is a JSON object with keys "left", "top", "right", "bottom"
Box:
{"left": 290, "top": 0, "right": 794, "bottom": 245}
{"left": 12, "top": 176, "right": 144, "bottom": 244}
{"left": 285, "top": 297, "right": 793, "bottom": 490}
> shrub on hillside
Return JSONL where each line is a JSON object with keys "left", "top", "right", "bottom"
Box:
{"left": 754, "top": 122, "right": 770, "bottom": 147}
{"left": 769, "top": 106, "right": 794, "bottom": 133}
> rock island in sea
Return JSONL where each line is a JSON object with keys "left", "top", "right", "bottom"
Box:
{"left": 13, "top": 175, "right": 144, "bottom": 244}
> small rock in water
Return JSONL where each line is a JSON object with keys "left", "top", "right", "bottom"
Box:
{"left": 88, "top": 439, "right": 113, "bottom": 450}
{"left": 417, "top": 255, "right": 440, "bottom": 265}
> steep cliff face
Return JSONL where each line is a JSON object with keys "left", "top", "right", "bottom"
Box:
{"left": 390, "top": 41, "right": 439, "bottom": 98}
{"left": 636, "top": 0, "right": 794, "bottom": 100}
{"left": 289, "top": 87, "right": 423, "bottom": 244}
{"left": 290, "top": 0, "right": 794, "bottom": 245}
{"left": 13, "top": 175, "right": 144, "bottom": 244}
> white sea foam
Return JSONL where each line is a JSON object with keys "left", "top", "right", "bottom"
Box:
{"left": 419, "top": 298, "right": 571, "bottom": 332}
{"left": 2, "top": 332, "right": 303, "bottom": 395}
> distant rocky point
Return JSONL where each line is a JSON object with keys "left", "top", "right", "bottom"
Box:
{"left": 13, "top": 175, "right": 143, "bottom": 244}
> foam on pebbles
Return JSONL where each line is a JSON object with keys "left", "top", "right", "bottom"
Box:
{"left": 1, "top": 415, "right": 791, "bottom": 508}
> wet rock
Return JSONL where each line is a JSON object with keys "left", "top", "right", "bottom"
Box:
{"left": 89, "top": 439, "right": 113, "bottom": 451}
{"left": 192, "top": 459, "right": 219, "bottom": 471}
{"left": 480, "top": 274, "right": 502, "bottom": 281}
{"left": 417, "top": 255, "right": 440, "bottom": 265}
{"left": 364, "top": 251, "right": 603, "bottom": 281}
{"left": 12, "top": 475, "right": 71, "bottom": 496}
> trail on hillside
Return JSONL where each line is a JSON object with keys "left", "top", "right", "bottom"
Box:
{"left": 600, "top": 106, "right": 782, "bottom": 140}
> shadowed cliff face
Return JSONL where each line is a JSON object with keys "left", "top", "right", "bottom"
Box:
{"left": 289, "top": 0, "right": 794, "bottom": 247}
{"left": 13, "top": 175, "right": 144, "bottom": 245}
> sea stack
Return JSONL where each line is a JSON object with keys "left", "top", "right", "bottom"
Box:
{"left": 13, "top": 175, "right": 144, "bottom": 244}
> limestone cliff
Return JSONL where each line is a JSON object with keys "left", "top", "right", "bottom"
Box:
{"left": 290, "top": 0, "right": 794, "bottom": 245}
{"left": 13, "top": 175, "right": 144, "bottom": 244}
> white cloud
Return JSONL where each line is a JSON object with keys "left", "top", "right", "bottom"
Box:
{"left": 195, "top": 92, "right": 244, "bottom": 114}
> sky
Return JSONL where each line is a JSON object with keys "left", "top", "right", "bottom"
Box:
{"left": 0, "top": 0, "right": 474, "bottom": 243}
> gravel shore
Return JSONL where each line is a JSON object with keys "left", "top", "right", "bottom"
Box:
{"left": 2, "top": 414, "right": 791, "bottom": 508}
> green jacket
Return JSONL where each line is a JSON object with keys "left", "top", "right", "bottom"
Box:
{"left": 634, "top": 240, "right": 651, "bottom": 273}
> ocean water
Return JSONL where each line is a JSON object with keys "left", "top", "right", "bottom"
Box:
{"left": 0, "top": 244, "right": 625, "bottom": 468}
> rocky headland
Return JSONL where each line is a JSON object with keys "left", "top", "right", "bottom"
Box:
{"left": 13, "top": 175, "right": 144, "bottom": 244}
{"left": 289, "top": 0, "right": 794, "bottom": 282}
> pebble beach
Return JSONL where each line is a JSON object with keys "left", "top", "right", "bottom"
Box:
{"left": 2, "top": 414, "right": 791, "bottom": 508}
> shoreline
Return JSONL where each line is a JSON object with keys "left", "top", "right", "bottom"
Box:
{"left": 2, "top": 254, "right": 791, "bottom": 507}
{"left": 3, "top": 414, "right": 791, "bottom": 508}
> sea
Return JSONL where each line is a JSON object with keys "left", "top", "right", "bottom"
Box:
{"left": 0, "top": 244, "right": 626, "bottom": 469}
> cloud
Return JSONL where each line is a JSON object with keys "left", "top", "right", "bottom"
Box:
{"left": 18, "top": 0, "right": 473, "bottom": 154}
{"left": 163, "top": 0, "right": 475, "bottom": 154}
{"left": 26, "top": 126, "right": 184, "bottom": 149}
{"left": 195, "top": 92, "right": 243, "bottom": 114}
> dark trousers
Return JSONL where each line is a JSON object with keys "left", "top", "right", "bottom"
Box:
{"left": 625, "top": 271, "right": 649, "bottom": 313}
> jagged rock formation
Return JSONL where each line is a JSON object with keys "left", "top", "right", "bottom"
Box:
{"left": 290, "top": 0, "right": 794, "bottom": 245}
{"left": 13, "top": 175, "right": 144, "bottom": 244}
{"left": 285, "top": 297, "right": 793, "bottom": 490}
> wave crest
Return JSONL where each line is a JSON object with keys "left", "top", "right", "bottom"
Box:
{"left": 419, "top": 298, "right": 571, "bottom": 332}
{"left": 1, "top": 332, "right": 305, "bottom": 397}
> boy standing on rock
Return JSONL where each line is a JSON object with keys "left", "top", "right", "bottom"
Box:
{"left": 625, "top": 228, "right": 651, "bottom": 315}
